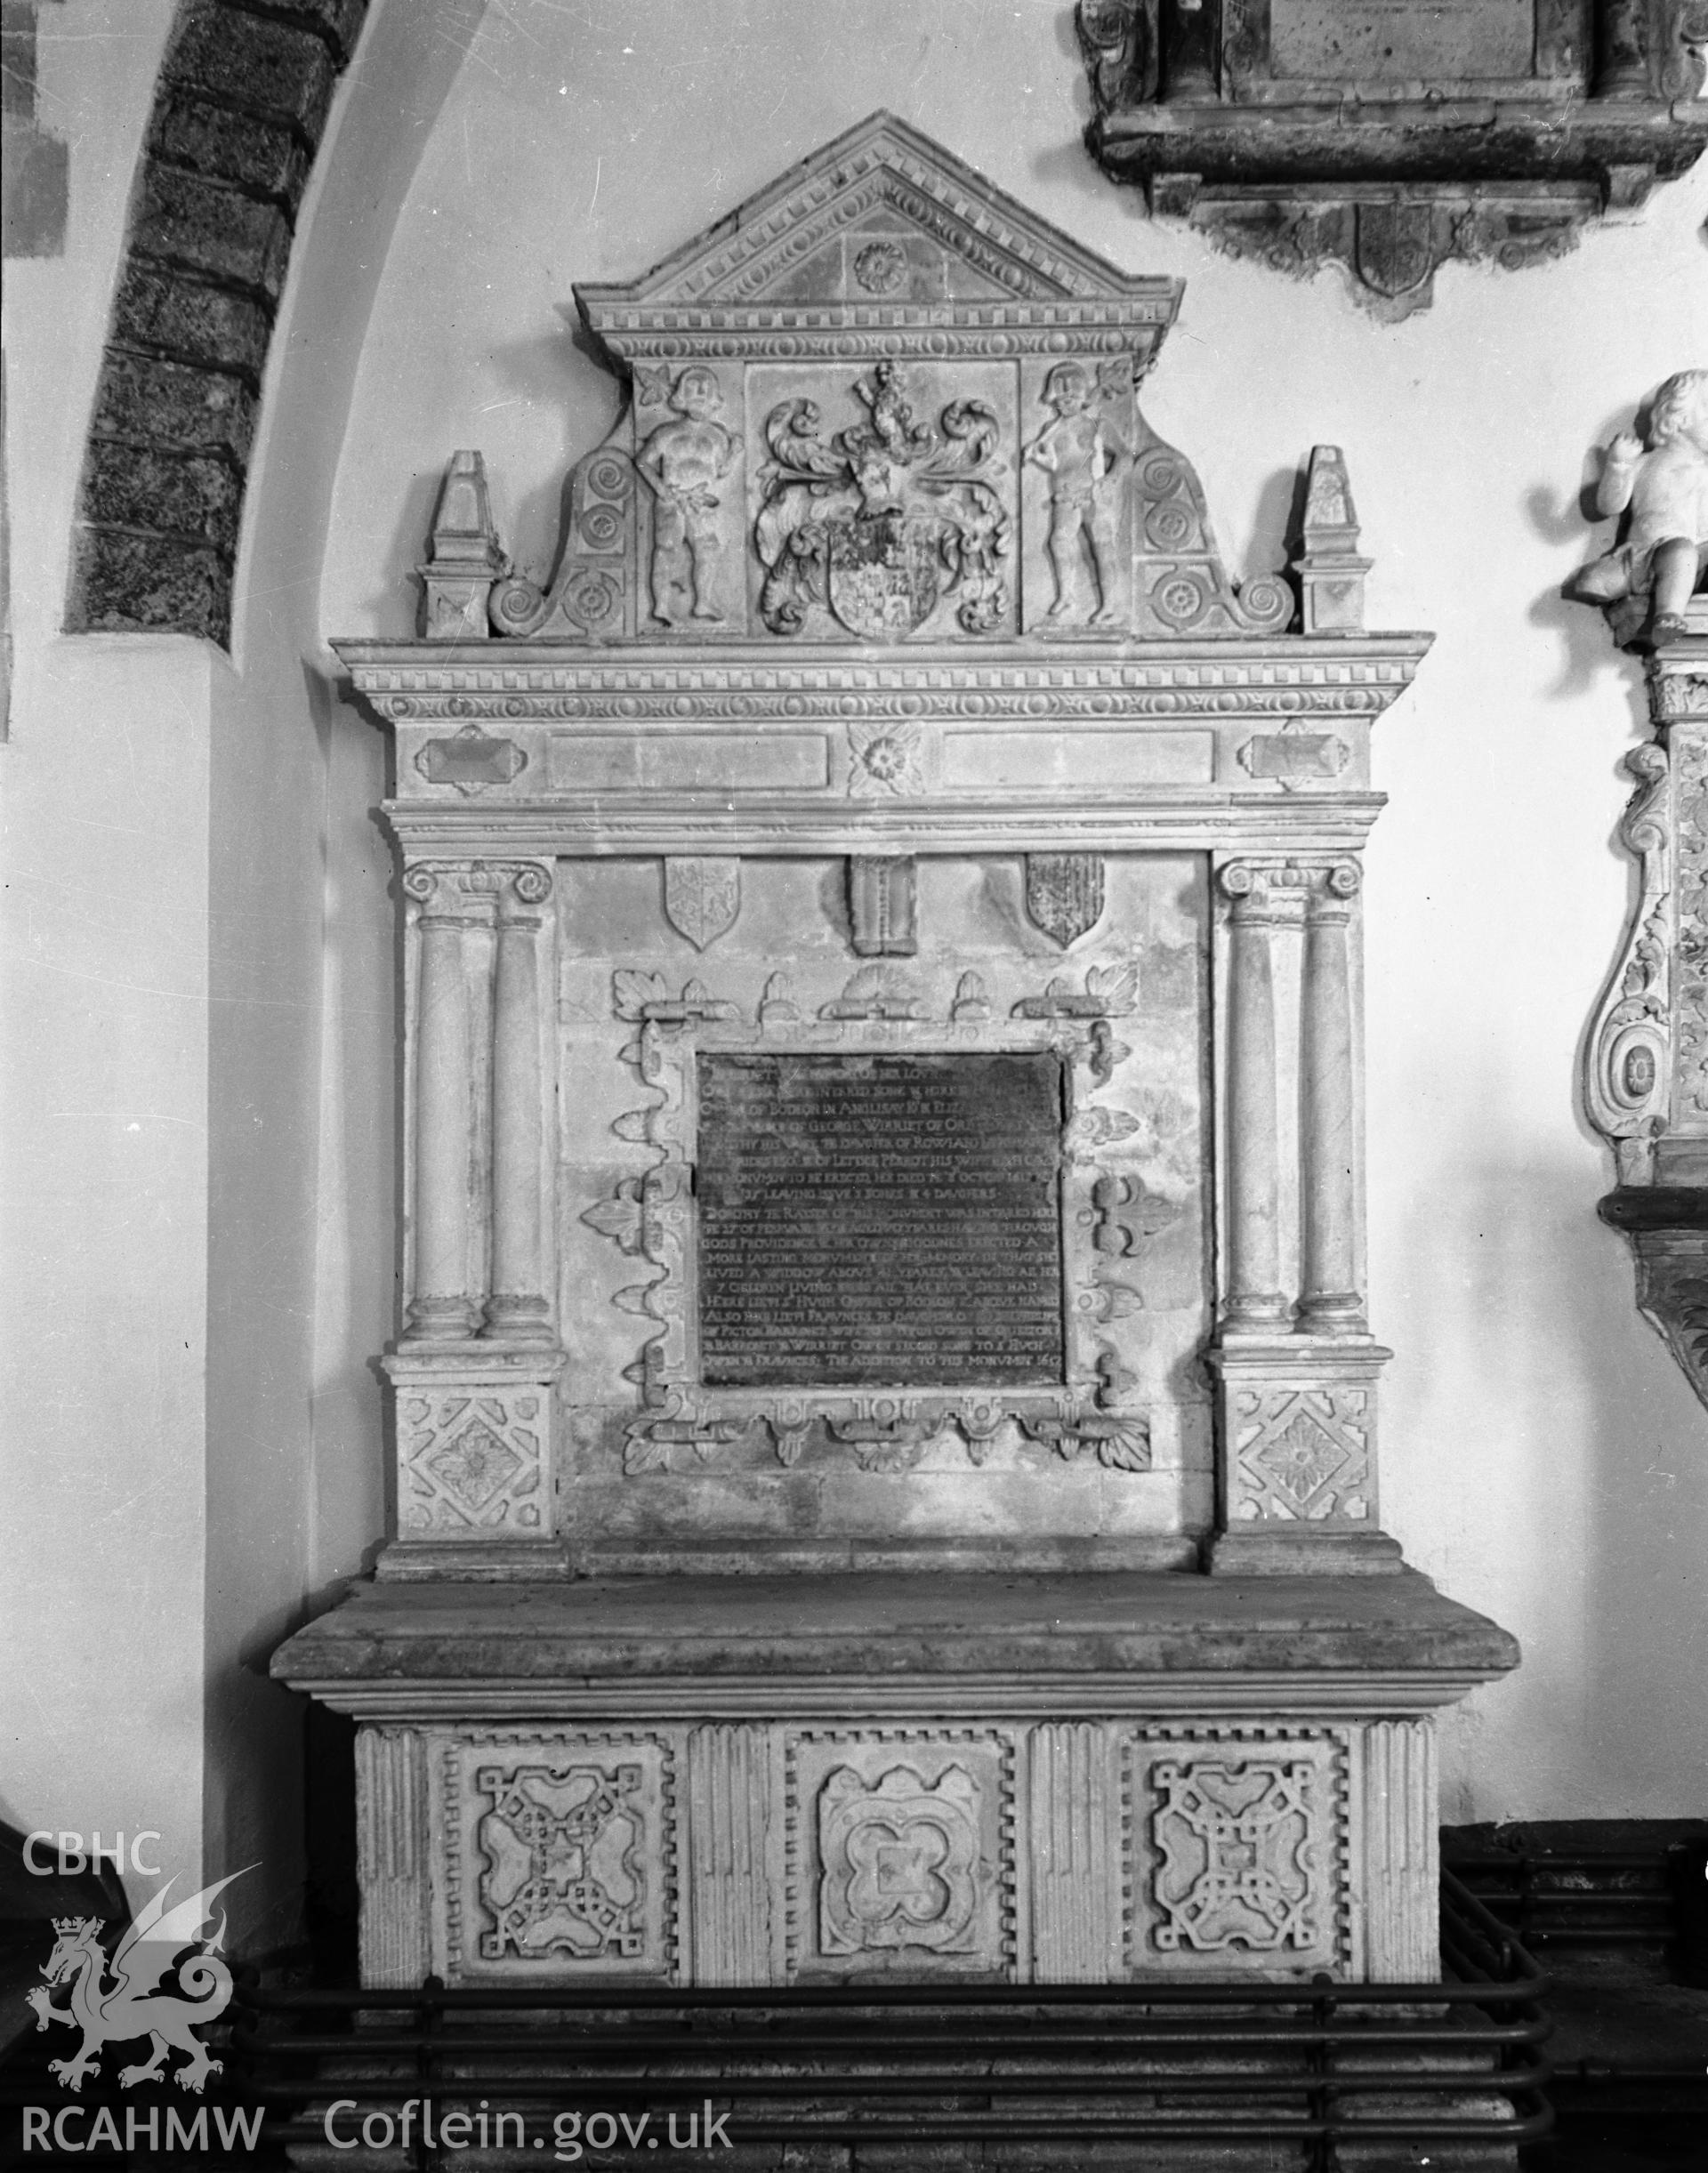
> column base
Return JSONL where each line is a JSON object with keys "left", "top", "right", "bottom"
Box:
{"left": 1206, "top": 1525, "right": 1406, "bottom": 1575}
{"left": 375, "top": 1536, "right": 569, "bottom": 1582}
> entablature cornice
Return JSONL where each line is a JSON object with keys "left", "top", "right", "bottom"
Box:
{"left": 379, "top": 793, "right": 1386, "bottom": 863}
{"left": 335, "top": 635, "right": 1431, "bottom": 716}
{"left": 341, "top": 636, "right": 1422, "bottom": 843}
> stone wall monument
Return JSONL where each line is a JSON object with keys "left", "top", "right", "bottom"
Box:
{"left": 274, "top": 114, "right": 1516, "bottom": 2003}
{"left": 1577, "top": 368, "right": 1708, "bottom": 1408}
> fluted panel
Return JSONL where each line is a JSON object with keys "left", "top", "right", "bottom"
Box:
{"left": 687, "top": 1724, "right": 774, "bottom": 1984}
{"left": 1362, "top": 1717, "right": 1438, "bottom": 1981}
{"left": 356, "top": 1726, "right": 431, "bottom": 1988}
{"left": 1029, "top": 1723, "right": 1115, "bottom": 1983}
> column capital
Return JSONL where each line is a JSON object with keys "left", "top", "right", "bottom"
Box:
{"left": 404, "top": 858, "right": 554, "bottom": 908}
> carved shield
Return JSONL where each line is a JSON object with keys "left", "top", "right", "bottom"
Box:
{"left": 1025, "top": 854, "right": 1106, "bottom": 948}
{"left": 663, "top": 857, "right": 740, "bottom": 950}
{"left": 1354, "top": 203, "right": 1435, "bottom": 301}
{"left": 826, "top": 511, "right": 940, "bottom": 640}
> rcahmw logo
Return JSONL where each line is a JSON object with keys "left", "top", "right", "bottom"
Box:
{"left": 19, "top": 1856, "right": 263, "bottom": 2153}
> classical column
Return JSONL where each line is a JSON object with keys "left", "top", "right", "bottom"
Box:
{"left": 1299, "top": 861, "right": 1365, "bottom": 1332}
{"left": 402, "top": 865, "right": 479, "bottom": 1340}
{"left": 483, "top": 864, "right": 557, "bottom": 1346}
{"left": 1593, "top": 1, "right": 1650, "bottom": 97}
{"left": 1220, "top": 863, "right": 1289, "bottom": 1331}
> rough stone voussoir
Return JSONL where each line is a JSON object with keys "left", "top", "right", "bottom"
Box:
{"left": 148, "top": 88, "right": 313, "bottom": 205}
{"left": 136, "top": 165, "right": 294, "bottom": 297}
{"left": 165, "top": 2, "right": 337, "bottom": 142}
{"left": 248, "top": 0, "right": 370, "bottom": 68}
{"left": 81, "top": 442, "right": 246, "bottom": 557}
{"left": 91, "top": 350, "right": 260, "bottom": 461}
{"left": 66, "top": 526, "right": 233, "bottom": 644}
{"left": 110, "top": 262, "right": 273, "bottom": 382}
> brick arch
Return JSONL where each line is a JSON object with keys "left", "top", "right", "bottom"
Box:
{"left": 65, "top": 0, "right": 370, "bottom": 645}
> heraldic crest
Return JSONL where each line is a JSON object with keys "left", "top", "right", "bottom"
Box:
{"left": 754, "top": 361, "right": 1010, "bottom": 640}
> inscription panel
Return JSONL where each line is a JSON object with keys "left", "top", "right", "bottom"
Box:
{"left": 697, "top": 1053, "right": 1066, "bottom": 1388}
{"left": 1270, "top": 0, "right": 1535, "bottom": 81}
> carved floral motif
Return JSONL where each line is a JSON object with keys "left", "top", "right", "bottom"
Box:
{"left": 398, "top": 1390, "right": 546, "bottom": 1536}
{"left": 1673, "top": 729, "right": 1708, "bottom": 1124}
{"left": 1231, "top": 1386, "right": 1371, "bottom": 1525}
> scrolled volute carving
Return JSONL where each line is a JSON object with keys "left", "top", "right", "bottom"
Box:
{"left": 1076, "top": 2, "right": 1158, "bottom": 115}
{"left": 1584, "top": 741, "right": 1673, "bottom": 1173}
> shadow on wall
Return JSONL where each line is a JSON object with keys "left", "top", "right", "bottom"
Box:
{"left": 1397, "top": 1145, "right": 1707, "bottom": 1822}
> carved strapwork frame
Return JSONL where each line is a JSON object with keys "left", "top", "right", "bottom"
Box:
{"left": 582, "top": 962, "right": 1155, "bottom": 1477}
{"left": 1588, "top": 620, "right": 1708, "bottom": 1413}
{"left": 383, "top": 857, "right": 566, "bottom": 1577}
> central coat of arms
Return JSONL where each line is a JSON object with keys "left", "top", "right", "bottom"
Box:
{"left": 754, "top": 361, "right": 1011, "bottom": 640}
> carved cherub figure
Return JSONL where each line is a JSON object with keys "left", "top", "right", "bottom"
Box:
{"left": 1024, "top": 360, "right": 1129, "bottom": 627}
{"left": 636, "top": 366, "right": 736, "bottom": 626}
{"left": 1576, "top": 369, "right": 1708, "bottom": 642}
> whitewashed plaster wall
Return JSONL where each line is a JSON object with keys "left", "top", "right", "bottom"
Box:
{"left": 2, "top": 0, "right": 1703, "bottom": 1942}
{"left": 0, "top": 0, "right": 482, "bottom": 1943}
{"left": 318, "top": 0, "right": 1708, "bottom": 1817}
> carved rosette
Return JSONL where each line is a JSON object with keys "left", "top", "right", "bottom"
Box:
{"left": 1229, "top": 1382, "right": 1374, "bottom": 1527}
{"left": 396, "top": 1384, "right": 550, "bottom": 1538}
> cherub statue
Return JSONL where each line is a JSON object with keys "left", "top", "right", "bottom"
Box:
{"left": 1024, "top": 360, "right": 1129, "bottom": 627}
{"left": 636, "top": 365, "right": 736, "bottom": 626}
{"left": 1576, "top": 369, "right": 1708, "bottom": 643}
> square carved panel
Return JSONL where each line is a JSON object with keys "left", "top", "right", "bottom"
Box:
{"left": 441, "top": 1734, "right": 679, "bottom": 1980}
{"left": 786, "top": 1730, "right": 1017, "bottom": 1979}
{"left": 1125, "top": 1726, "right": 1350, "bottom": 1974}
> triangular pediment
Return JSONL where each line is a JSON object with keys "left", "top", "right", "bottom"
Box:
{"left": 578, "top": 112, "right": 1176, "bottom": 329}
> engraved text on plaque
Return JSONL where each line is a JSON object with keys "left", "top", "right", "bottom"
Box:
{"left": 697, "top": 1053, "right": 1066, "bottom": 1388}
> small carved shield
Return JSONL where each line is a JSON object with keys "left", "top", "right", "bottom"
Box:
{"left": 663, "top": 857, "right": 740, "bottom": 951}
{"left": 1025, "top": 854, "right": 1106, "bottom": 948}
{"left": 1354, "top": 203, "right": 1436, "bottom": 301}
{"left": 826, "top": 511, "right": 941, "bottom": 640}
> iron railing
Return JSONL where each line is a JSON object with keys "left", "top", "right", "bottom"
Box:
{"left": 1, "top": 1871, "right": 1550, "bottom": 2170}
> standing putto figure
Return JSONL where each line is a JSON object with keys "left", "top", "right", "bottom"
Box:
{"left": 1576, "top": 369, "right": 1708, "bottom": 643}
{"left": 1025, "top": 360, "right": 1130, "bottom": 627}
{"left": 637, "top": 366, "right": 736, "bottom": 626}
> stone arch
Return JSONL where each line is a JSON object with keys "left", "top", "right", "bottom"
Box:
{"left": 64, "top": 0, "right": 369, "bottom": 644}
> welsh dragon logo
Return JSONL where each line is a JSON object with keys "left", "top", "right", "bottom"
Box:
{"left": 26, "top": 1870, "right": 246, "bottom": 2095}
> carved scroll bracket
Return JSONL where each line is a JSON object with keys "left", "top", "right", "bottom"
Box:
{"left": 1587, "top": 613, "right": 1708, "bottom": 1417}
